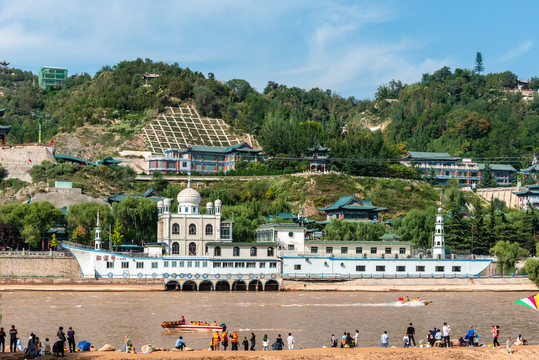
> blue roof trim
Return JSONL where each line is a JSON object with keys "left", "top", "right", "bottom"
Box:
{"left": 281, "top": 256, "right": 492, "bottom": 262}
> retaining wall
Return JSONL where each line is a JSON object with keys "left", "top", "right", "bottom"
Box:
{"left": 0, "top": 254, "right": 81, "bottom": 277}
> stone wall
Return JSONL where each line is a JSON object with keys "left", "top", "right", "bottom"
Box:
{"left": 0, "top": 254, "right": 81, "bottom": 277}
{"left": 0, "top": 145, "right": 56, "bottom": 165}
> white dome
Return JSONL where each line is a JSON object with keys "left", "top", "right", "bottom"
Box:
{"left": 206, "top": 202, "right": 213, "bottom": 208}
{"left": 438, "top": 207, "right": 443, "bottom": 213}
{"left": 215, "top": 199, "right": 222, "bottom": 206}
{"left": 157, "top": 200, "right": 163, "bottom": 208}
{"left": 164, "top": 198, "right": 172, "bottom": 205}
{"left": 177, "top": 187, "right": 201, "bottom": 205}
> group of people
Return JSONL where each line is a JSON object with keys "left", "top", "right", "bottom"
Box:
{"left": 0, "top": 324, "right": 76, "bottom": 357}
{"left": 174, "top": 330, "right": 296, "bottom": 351}
{"left": 329, "top": 330, "right": 360, "bottom": 348}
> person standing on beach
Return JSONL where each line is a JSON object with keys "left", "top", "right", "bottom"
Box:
{"left": 262, "top": 334, "right": 268, "bottom": 351}
{"left": 242, "top": 336, "right": 249, "bottom": 351}
{"left": 403, "top": 333, "right": 410, "bottom": 348}
{"left": 406, "top": 323, "right": 416, "bottom": 347}
{"left": 330, "top": 334, "right": 337, "bottom": 348}
{"left": 212, "top": 331, "right": 220, "bottom": 351}
{"left": 0, "top": 327, "right": 5, "bottom": 353}
{"left": 381, "top": 331, "right": 389, "bottom": 348}
{"left": 506, "top": 337, "right": 512, "bottom": 354}
{"left": 231, "top": 331, "right": 238, "bottom": 351}
{"left": 287, "top": 333, "right": 295, "bottom": 350}
{"left": 442, "top": 322, "right": 450, "bottom": 348}
{"left": 67, "top": 327, "right": 75, "bottom": 353}
{"left": 56, "top": 327, "right": 66, "bottom": 357}
{"left": 250, "top": 333, "right": 256, "bottom": 350}
{"left": 353, "top": 330, "right": 359, "bottom": 347}
{"left": 493, "top": 325, "right": 500, "bottom": 348}
{"left": 341, "top": 332, "right": 347, "bottom": 348}
{"left": 9, "top": 325, "right": 17, "bottom": 352}
{"left": 221, "top": 331, "right": 228, "bottom": 350}
{"left": 466, "top": 326, "right": 475, "bottom": 346}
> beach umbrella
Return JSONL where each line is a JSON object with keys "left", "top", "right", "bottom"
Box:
{"left": 514, "top": 294, "right": 539, "bottom": 311}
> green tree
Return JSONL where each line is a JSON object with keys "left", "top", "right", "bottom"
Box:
{"left": 394, "top": 207, "right": 437, "bottom": 249}
{"left": 490, "top": 240, "right": 528, "bottom": 274}
{"left": 66, "top": 202, "right": 112, "bottom": 242}
{"left": 480, "top": 165, "right": 497, "bottom": 188}
{"left": 111, "top": 219, "right": 125, "bottom": 249}
{"left": 474, "top": 52, "right": 485, "bottom": 75}
{"left": 19, "top": 202, "right": 62, "bottom": 248}
{"left": 112, "top": 197, "right": 157, "bottom": 245}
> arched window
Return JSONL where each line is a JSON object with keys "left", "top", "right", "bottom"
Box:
{"left": 214, "top": 246, "right": 221, "bottom": 257}
{"left": 189, "top": 242, "right": 196, "bottom": 256}
{"left": 205, "top": 224, "right": 213, "bottom": 236}
{"left": 189, "top": 224, "right": 196, "bottom": 235}
{"left": 250, "top": 247, "right": 257, "bottom": 257}
{"left": 172, "top": 242, "right": 180, "bottom": 255}
{"left": 172, "top": 223, "right": 180, "bottom": 235}
{"left": 233, "top": 246, "right": 240, "bottom": 257}
{"left": 267, "top": 247, "right": 274, "bottom": 257}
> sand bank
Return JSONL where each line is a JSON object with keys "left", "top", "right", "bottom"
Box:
{"left": 2, "top": 346, "right": 537, "bottom": 359}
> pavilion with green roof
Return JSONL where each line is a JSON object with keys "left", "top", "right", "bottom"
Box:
{"left": 513, "top": 184, "right": 539, "bottom": 210}
{"left": 103, "top": 186, "right": 163, "bottom": 205}
{"left": 318, "top": 194, "right": 386, "bottom": 222}
{"left": 305, "top": 144, "right": 331, "bottom": 172}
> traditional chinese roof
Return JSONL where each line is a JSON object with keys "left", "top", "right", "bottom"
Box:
{"left": 379, "top": 233, "right": 402, "bottom": 241}
{"left": 514, "top": 184, "right": 539, "bottom": 196}
{"left": 103, "top": 186, "right": 163, "bottom": 204}
{"left": 188, "top": 142, "right": 262, "bottom": 154}
{"left": 318, "top": 194, "right": 386, "bottom": 213}
{"left": 307, "top": 144, "right": 331, "bottom": 153}
{"left": 97, "top": 157, "right": 122, "bottom": 166}
{"left": 205, "top": 242, "right": 278, "bottom": 247}
{"left": 520, "top": 164, "right": 539, "bottom": 173}
{"left": 477, "top": 163, "right": 517, "bottom": 172}
{"left": 306, "top": 240, "right": 412, "bottom": 246}
{"left": 403, "top": 151, "right": 458, "bottom": 161}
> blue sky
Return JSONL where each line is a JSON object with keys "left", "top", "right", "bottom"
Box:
{"left": 0, "top": 0, "right": 536, "bottom": 99}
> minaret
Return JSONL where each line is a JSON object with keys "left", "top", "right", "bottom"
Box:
{"left": 94, "top": 211, "right": 102, "bottom": 250}
{"left": 432, "top": 206, "right": 445, "bottom": 259}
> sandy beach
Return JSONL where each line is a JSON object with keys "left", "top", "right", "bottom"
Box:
{"left": 1, "top": 346, "right": 537, "bottom": 359}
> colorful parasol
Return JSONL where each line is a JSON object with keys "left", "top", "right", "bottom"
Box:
{"left": 514, "top": 294, "right": 539, "bottom": 311}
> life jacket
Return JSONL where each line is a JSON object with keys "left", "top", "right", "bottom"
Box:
{"left": 205, "top": 322, "right": 210, "bottom": 326}
{"left": 222, "top": 333, "right": 228, "bottom": 342}
{"left": 231, "top": 332, "right": 238, "bottom": 343}
{"left": 213, "top": 322, "right": 218, "bottom": 326}
{"left": 213, "top": 332, "right": 220, "bottom": 343}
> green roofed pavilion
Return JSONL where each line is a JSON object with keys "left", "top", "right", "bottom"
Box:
{"left": 318, "top": 194, "right": 386, "bottom": 222}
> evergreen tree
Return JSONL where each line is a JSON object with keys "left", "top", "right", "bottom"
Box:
{"left": 427, "top": 167, "right": 438, "bottom": 186}
{"left": 480, "top": 164, "right": 497, "bottom": 188}
{"left": 444, "top": 192, "right": 469, "bottom": 251}
{"left": 474, "top": 52, "right": 485, "bottom": 75}
{"left": 471, "top": 198, "right": 487, "bottom": 254}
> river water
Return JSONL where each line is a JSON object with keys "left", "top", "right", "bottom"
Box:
{"left": 2, "top": 291, "right": 537, "bottom": 350}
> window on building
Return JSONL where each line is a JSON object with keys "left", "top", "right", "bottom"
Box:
{"left": 182, "top": 162, "right": 187, "bottom": 168}
{"left": 188, "top": 242, "right": 196, "bottom": 256}
{"left": 202, "top": 261, "right": 207, "bottom": 267}
{"left": 178, "top": 261, "right": 183, "bottom": 267}
{"left": 399, "top": 248, "right": 406, "bottom": 254}
{"left": 233, "top": 246, "right": 240, "bottom": 256}
{"left": 370, "top": 247, "right": 377, "bottom": 254}
{"left": 172, "top": 242, "right": 180, "bottom": 255}
{"left": 311, "top": 247, "right": 318, "bottom": 254}
{"left": 151, "top": 262, "right": 158, "bottom": 269}
{"left": 246, "top": 262, "right": 256, "bottom": 268}
{"left": 356, "top": 247, "right": 363, "bottom": 254}
{"left": 452, "top": 266, "right": 461, "bottom": 272}
{"left": 213, "top": 262, "right": 221, "bottom": 268}
{"left": 259, "top": 262, "right": 266, "bottom": 268}
{"left": 235, "top": 262, "right": 245, "bottom": 268}
{"left": 205, "top": 224, "right": 213, "bottom": 236}
{"left": 288, "top": 244, "right": 295, "bottom": 251}
{"left": 250, "top": 247, "right": 257, "bottom": 256}
{"left": 136, "top": 262, "right": 144, "bottom": 269}
{"left": 214, "top": 246, "right": 221, "bottom": 257}
{"left": 269, "top": 263, "right": 277, "bottom": 268}
{"left": 187, "top": 261, "right": 192, "bottom": 267}
{"left": 385, "top": 247, "right": 392, "bottom": 254}
{"left": 163, "top": 261, "right": 169, "bottom": 268}
{"left": 267, "top": 247, "right": 274, "bottom": 257}
{"left": 172, "top": 223, "right": 180, "bottom": 235}
{"left": 189, "top": 224, "right": 197, "bottom": 235}
{"left": 121, "top": 262, "right": 129, "bottom": 269}
{"left": 326, "top": 247, "right": 333, "bottom": 254}
{"left": 106, "top": 262, "right": 114, "bottom": 269}
{"left": 294, "top": 264, "right": 301, "bottom": 270}
{"left": 341, "top": 247, "right": 348, "bottom": 254}
{"left": 396, "top": 266, "right": 406, "bottom": 272}
{"left": 435, "top": 266, "right": 445, "bottom": 272}
{"left": 356, "top": 265, "right": 366, "bottom": 272}
{"left": 195, "top": 261, "right": 200, "bottom": 267}
{"left": 416, "top": 266, "right": 425, "bottom": 272}
{"left": 376, "top": 265, "right": 386, "bottom": 272}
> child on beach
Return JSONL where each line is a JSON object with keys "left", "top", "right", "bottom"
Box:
{"left": 262, "top": 334, "right": 268, "bottom": 351}
{"left": 242, "top": 337, "right": 249, "bottom": 351}
{"left": 506, "top": 338, "right": 512, "bottom": 354}
{"left": 381, "top": 331, "right": 389, "bottom": 348}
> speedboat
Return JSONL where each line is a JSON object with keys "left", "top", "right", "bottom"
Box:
{"left": 161, "top": 321, "right": 225, "bottom": 332}
{"left": 398, "top": 297, "right": 432, "bottom": 305}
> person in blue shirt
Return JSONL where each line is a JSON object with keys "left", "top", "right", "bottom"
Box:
{"left": 466, "top": 326, "right": 475, "bottom": 347}
{"left": 175, "top": 336, "right": 186, "bottom": 350}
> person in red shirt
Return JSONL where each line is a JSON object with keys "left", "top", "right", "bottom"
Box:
{"left": 9, "top": 325, "right": 17, "bottom": 353}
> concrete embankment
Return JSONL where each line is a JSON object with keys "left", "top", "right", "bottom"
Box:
{"left": 0, "top": 278, "right": 165, "bottom": 291}
{"left": 282, "top": 277, "right": 539, "bottom": 292}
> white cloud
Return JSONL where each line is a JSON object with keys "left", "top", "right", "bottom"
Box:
{"left": 497, "top": 40, "right": 533, "bottom": 63}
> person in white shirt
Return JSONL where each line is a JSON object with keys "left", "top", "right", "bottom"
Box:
{"left": 381, "top": 331, "right": 389, "bottom": 348}
{"left": 287, "top": 333, "right": 295, "bottom": 350}
{"left": 353, "top": 330, "right": 359, "bottom": 347}
{"left": 442, "top": 322, "right": 451, "bottom": 347}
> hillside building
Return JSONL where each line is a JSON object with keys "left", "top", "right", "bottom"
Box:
{"left": 513, "top": 185, "right": 539, "bottom": 210}
{"left": 305, "top": 144, "right": 331, "bottom": 172}
{"left": 401, "top": 151, "right": 516, "bottom": 186}
{"left": 147, "top": 142, "right": 262, "bottom": 174}
{"left": 318, "top": 194, "right": 386, "bottom": 223}
{"left": 38, "top": 67, "right": 68, "bottom": 89}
